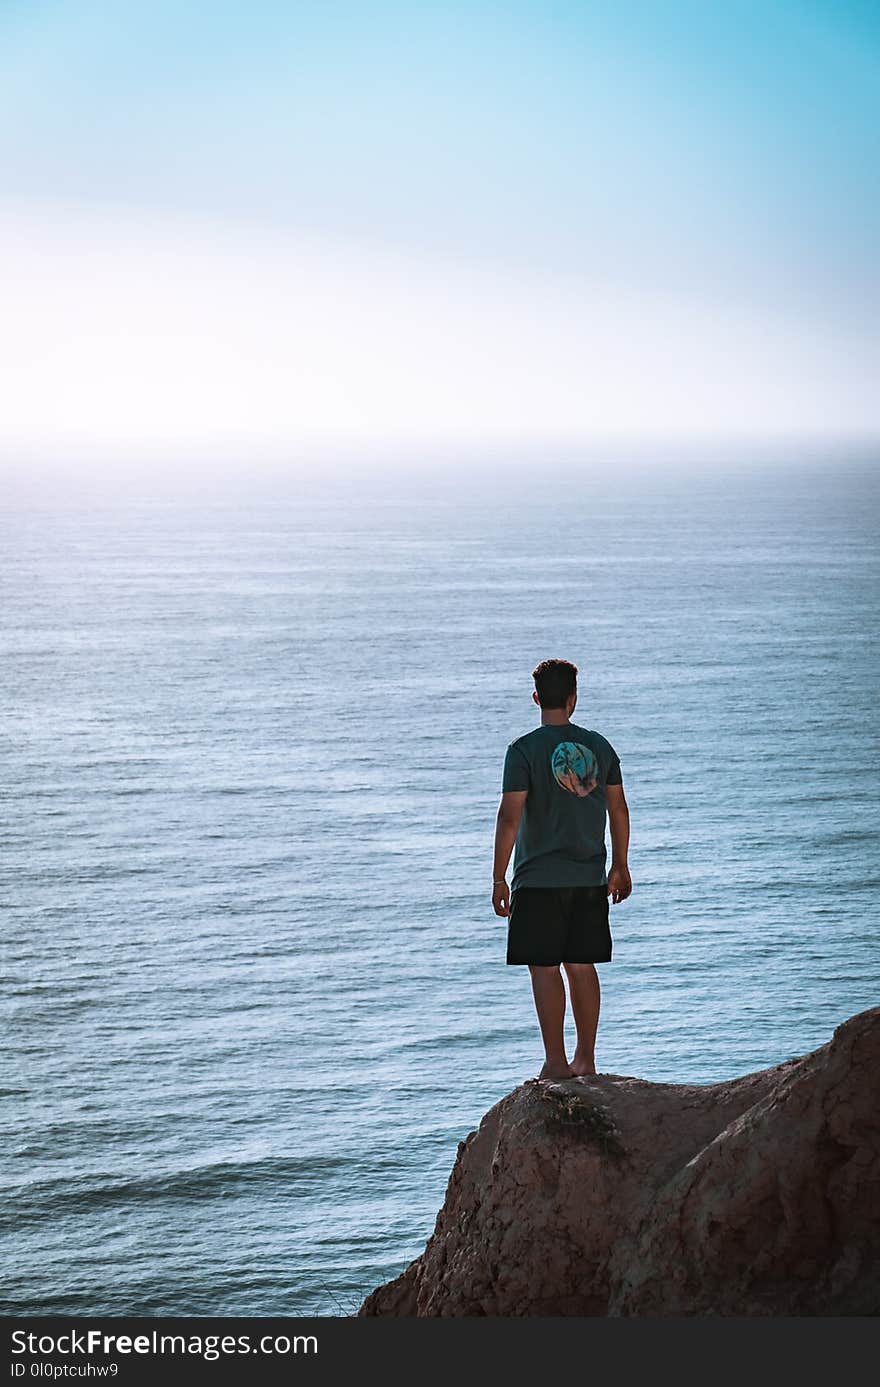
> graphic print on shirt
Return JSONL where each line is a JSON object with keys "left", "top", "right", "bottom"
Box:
{"left": 551, "top": 741, "right": 598, "bottom": 798}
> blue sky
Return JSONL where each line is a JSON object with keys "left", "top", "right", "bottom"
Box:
{"left": 1, "top": 1, "right": 878, "bottom": 460}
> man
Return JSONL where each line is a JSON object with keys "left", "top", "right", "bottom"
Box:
{"left": 492, "top": 659, "right": 632, "bottom": 1080}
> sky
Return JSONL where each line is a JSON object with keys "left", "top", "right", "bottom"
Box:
{"left": 0, "top": 0, "right": 878, "bottom": 470}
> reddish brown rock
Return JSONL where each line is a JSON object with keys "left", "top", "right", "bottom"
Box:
{"left": 360, "top": 1008, "right": 880, "bottom": 1316}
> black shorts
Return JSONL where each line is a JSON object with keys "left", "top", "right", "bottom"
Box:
{"left": 506, "top": 885, "right": 612, "bottom": 966}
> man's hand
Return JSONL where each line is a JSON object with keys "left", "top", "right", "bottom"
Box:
{"left": 607, "top": 862, "right": 632, "bottom": 904}
{"left": 492, "top": 880, "right": 511, "bottom": 917}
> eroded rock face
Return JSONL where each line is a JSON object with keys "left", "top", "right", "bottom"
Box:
{"left": 360, "top": 1008, "right": 880, "bottom": 1316}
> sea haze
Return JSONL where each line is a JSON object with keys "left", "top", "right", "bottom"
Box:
{"left": 2, "top": 453, "right": 878, "bottom": 1314}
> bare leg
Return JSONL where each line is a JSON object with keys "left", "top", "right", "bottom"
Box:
{"left": 528, "top": 965, "right": 573, "bottom": 1079}
{"left": 563, "top": 962, "right": 600, "bottom": 1076}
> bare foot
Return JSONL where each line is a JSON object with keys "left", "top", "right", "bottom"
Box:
{"left": 571, "top": 1051, "right": 596, "bottom": 1077}
{"left": 538, "top": 1059, "right": 574, "bottom": 1080}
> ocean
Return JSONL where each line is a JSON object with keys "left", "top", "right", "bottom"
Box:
{"left": 3, "top": 452, "right": 878, "bottom": 1315}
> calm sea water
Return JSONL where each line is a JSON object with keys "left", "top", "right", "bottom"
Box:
{"left": 3, "top": 455, "right": 878, "bottom": 1315}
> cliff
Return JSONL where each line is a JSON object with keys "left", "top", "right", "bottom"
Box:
{"left": 360, "top": 1007, "right": 880, "bottom": 1316}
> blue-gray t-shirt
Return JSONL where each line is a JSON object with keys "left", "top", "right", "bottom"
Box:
{"left": 501, "top": 723, "right": 622, "bottom": 889}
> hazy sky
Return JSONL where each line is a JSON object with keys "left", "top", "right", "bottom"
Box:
{"left": 1, "top": 0, "right": 878, "bottom": 464}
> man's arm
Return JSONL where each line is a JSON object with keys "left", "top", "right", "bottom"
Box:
{"left": 606, "top": 782, "right": 632, "bottom": 904}
{"left": 492, "top": 790, "right": 526, "bottom": 917}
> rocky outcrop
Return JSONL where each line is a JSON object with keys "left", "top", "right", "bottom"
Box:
{"left": 360, "top": 1008, "right": 880, "bottom": 1316}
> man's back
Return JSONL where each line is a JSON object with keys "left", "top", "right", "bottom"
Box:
{"left": 502, "top": 722, "right": 622, "bottom": 890}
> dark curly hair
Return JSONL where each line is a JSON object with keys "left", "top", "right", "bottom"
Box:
{"left": 532, "top": 658, "right": 578, "bottom": 710}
